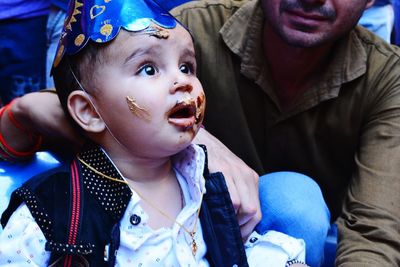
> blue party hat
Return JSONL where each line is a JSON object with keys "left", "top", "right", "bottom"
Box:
{"left": 53, "top": 0, "right": 177, "bottom": 67}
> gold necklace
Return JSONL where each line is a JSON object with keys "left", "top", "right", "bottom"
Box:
{"left": 77, "top": 155, "right": 203, "bottom": 256}
{"left": 133, "top": 186, "right": 203, "bottom": 256}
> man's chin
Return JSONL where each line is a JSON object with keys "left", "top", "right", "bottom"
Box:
{"left": 281, "top": 29, "right": 333, "bottom": 48}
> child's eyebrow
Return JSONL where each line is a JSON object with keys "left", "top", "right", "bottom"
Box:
{"left": 182, "top": 48, "right": 196, "bottom": 59}
{"left": 123, "top": 46, "right": 160, "bottom": 65}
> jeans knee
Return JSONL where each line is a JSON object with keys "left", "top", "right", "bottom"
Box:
{"left": 257, "top": 172, "right": 331, "bottom": 267}
{"left": 257, "top": 172, "right": 330, "bottom": 235}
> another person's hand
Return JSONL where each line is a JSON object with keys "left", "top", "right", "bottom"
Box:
{"left": 194, "top": 128, "right": 261, "bottom": 239}
{"left": 10, "top": 90, "right": 84, "bottom": 151}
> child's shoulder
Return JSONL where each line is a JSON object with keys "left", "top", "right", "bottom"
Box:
{"left": 23, "top": 161, "right": 72, "bottom": 189}
{"left": 1, "top": 161, "right": 72, "bottom": 235}
{"left": 4, "top": 160, "right": 72, "bottom": 202}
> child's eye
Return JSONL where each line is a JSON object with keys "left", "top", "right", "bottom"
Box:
{"left": 137, "top": 64, "right": 157, "bottom": 76}
{"left": 179, "top": 63, "right": 194, "bottom": 74}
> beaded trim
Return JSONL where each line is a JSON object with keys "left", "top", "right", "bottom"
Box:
{"left": 15, "top": 187, "right": 53, "bottom": 240}
{"left": 78, "top": 145, "right": 132, "bottom": 220}
{"left": 285, "top": 259, "right": 309, "bottom": 267}
{"left": 45, "top": 241, "right": 95, "bottom": 255}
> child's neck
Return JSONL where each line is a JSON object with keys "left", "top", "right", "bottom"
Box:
{"left": 112, "top": 153, "right": 173, "bottom": 183}
{"left": 106, "top": 149, "right": 184, "bottom": 229}
{"left": 128, "top": 167, "right": 183, "bottom": 230}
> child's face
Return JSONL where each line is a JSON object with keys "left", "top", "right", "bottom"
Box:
{"left": 89, "top": 24, "right": 205, "bottom": 157}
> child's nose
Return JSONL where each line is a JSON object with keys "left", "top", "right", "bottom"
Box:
{"left": 169, "top": 80, "right": 193, "bottom": 94}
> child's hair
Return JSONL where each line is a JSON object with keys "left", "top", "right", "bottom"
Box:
{"left": 52, "top": 42, "right": 103, "bottom": 118}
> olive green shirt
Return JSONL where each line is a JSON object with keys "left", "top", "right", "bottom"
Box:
{"left": 172, "top": 0, "right": 400, "bottom": 265}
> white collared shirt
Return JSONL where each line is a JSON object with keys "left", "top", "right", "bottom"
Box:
{"left": 0, "top": 145, "right": 209, "bottom": 267}
{"left": 0, "top": 145, "right": 305, "bottom": 266}
{"left": 115, "top": 144, "right": 209, "bottom": 267}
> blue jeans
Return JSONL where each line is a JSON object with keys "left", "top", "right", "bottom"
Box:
{"left": 256, "top": 172, "right": 331, "bottom": 267}
{"left": 359, "top": 4, "right": 394, "bottom": 43}
{"left": 0, "top": 15, "right": 47, "bottom": 105}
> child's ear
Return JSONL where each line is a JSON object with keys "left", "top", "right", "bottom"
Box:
{"left": 67, "top": 91, "right": 106, "bottom": 133}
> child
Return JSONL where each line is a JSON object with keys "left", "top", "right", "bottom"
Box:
{"left": 0, "top": 0, "right": 307, "bottom": 266}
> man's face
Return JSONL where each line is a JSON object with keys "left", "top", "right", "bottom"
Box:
{"left": 262, "top": 0, "right": 369, "bottom": 47}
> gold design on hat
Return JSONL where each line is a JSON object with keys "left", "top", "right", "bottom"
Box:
{"left": 74, "top": 34, "right": 85, "bottom": 46}
{"left": 60, "top": 31, "right": 67, "bottom": 40}
{"left": 100, "top": 23, "right": 113, "bottom": 38}
{"left": 144, "top": 25, "right": 170, "bottom": 39}
{"left": 53, "top": 44, "right": 65, "bottom": 68}
{"left": 66, "top": 0, "right": 83, "bottom": 30}
{"left": 90, "top": 5, "right": 106, "bottom": 19}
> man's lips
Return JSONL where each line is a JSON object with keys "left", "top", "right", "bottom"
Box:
{"left": 167, "top": 100, "right": 197, "bottom": 128}
{"left": 285, "top": 9, "right": 332, "bottom": 29}
{"left": 289, "top": 10, "right": 328, "bottom": 21}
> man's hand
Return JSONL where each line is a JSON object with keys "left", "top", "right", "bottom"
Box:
{"left": 11, "top": 91, "right": 84, "bottom": 151}
{"left": 194, "top": 128, "right": 261, "bottom": 239}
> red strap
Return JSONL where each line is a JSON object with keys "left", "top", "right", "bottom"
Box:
{"left": 64, "top": 160, "right": 82, "bottom": 267}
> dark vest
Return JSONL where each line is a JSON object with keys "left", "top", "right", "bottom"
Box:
{"left": 1, "top": 145, "right": 248, "bottom": 267}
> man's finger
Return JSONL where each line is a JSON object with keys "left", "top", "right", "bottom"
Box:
{"left": 224, "top": 174, "right": 241, "bottom": 214}
{"left": 240, "top": 214, "right": 262, "bottom": 241}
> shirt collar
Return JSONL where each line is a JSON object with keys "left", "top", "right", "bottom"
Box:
{"left": 172, "top": 144, "right": 206, "bottom": 201}
{"left": 78, "top": 144, "right": 132, "bottom": 222}
{"left": 78, "top": 144, "right": 206, "bottom": 221}
{"left": 220, "top": 0, "right": 264, "bottom": 78}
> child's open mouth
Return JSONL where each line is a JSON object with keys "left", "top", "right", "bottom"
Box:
{"left": 167, "top": 100, "right": 197, "bottom": 128}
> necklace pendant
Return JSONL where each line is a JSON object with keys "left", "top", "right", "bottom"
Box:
{"left": 191, "top": 239, "right": 197, "bottom": 256}
{"left": 190, "top": 232, "right": 197, "bottom": 256}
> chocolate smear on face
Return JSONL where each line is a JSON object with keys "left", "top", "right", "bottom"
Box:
{"left": 126, "top": 96, "right": 150, "bottom": 121}
{"left": 195, "top": 93, "right": 206, "bottom": 124}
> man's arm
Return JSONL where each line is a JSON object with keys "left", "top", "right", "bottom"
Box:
{"left": 0, "top": 91, "right": 83, "bottom": 159}
{"left": 335, "top": 73, "right": 400, "bottom": 265}
{"left": 194, "top": 128, "right": 261, "bottom": 239}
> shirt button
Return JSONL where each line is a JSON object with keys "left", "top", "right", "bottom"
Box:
{"left": 130, "top": 214, "right": 141, "bottom": 225}
{"left": 249, "top": 237, "right": 258, "bottom": 243}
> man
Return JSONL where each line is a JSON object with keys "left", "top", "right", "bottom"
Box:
{"left": 171, "top": 0, "right": 400, "bottom": 265}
